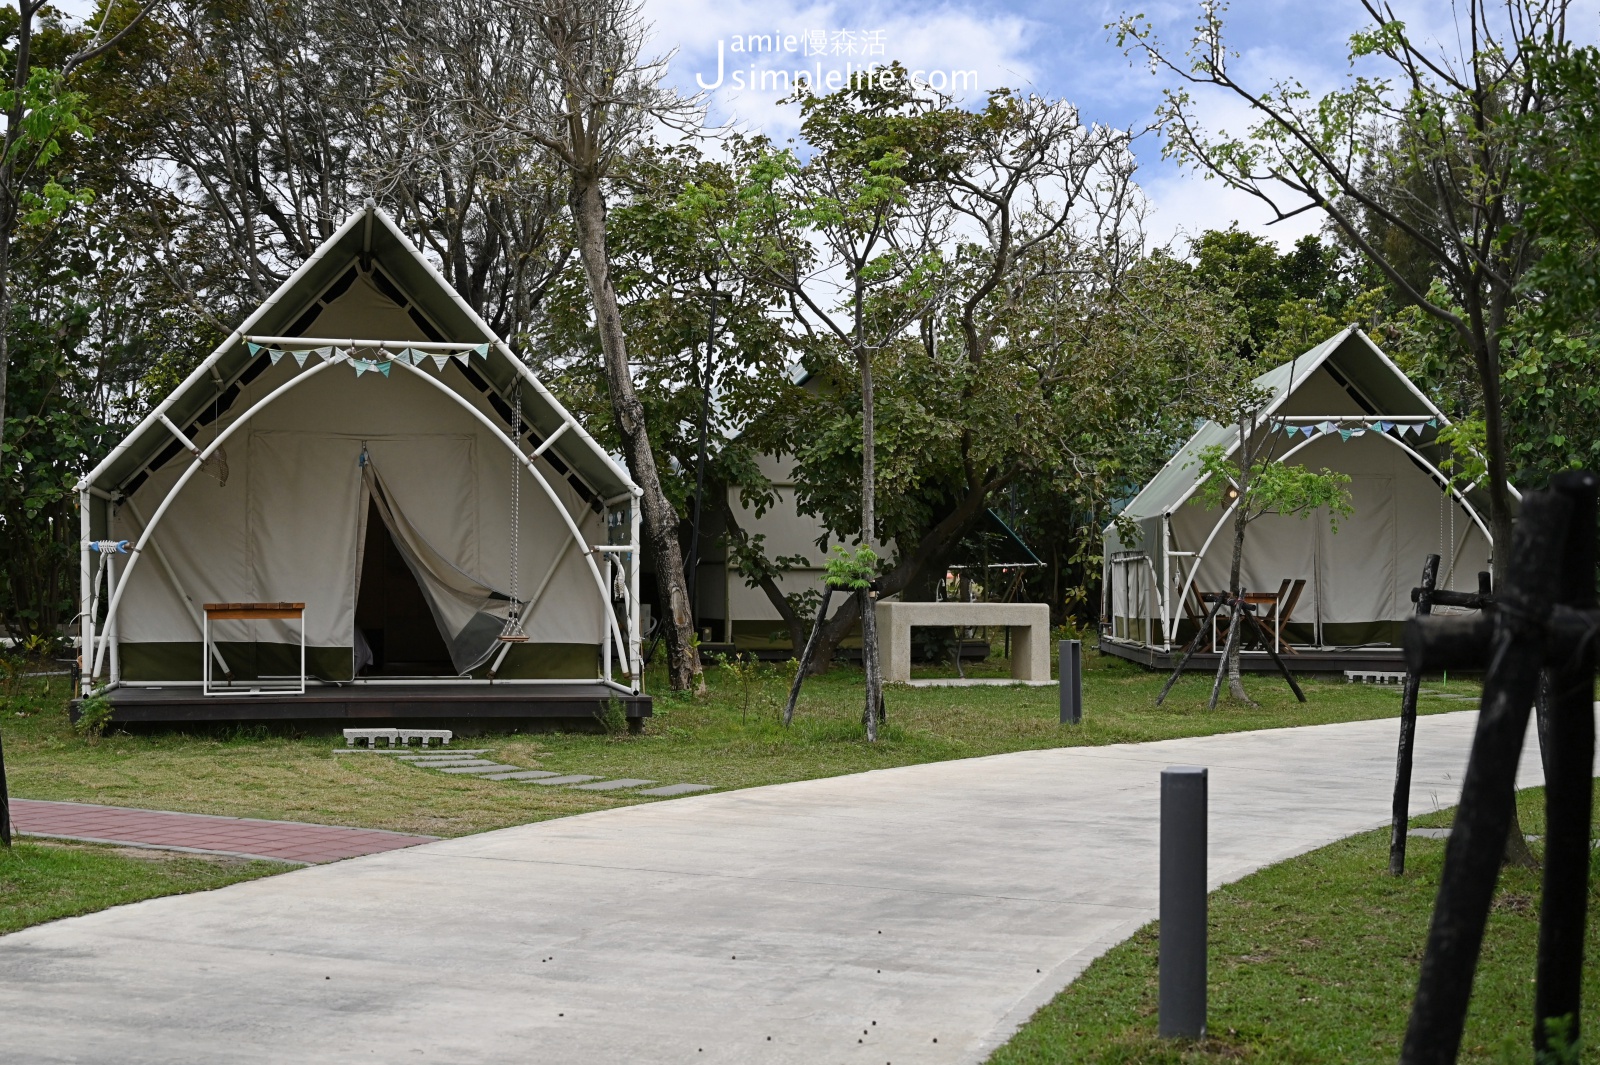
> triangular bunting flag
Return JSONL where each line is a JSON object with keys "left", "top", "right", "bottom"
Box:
{"left": 473, "top": 342, "right": 489, "bottom": 359}
{"left": 353, "top": 359, "right": 370, "bottom": 377}
{"left": 454, "top": 352, "right": 469, "bottom": 365}
{"left": 1426, "top": 417, "right": 1438, "bottom": 427}
{"left": 377, "top": 361, "right": 392, "bottom": 377}
{"left": 316, "top": 346, "right": 335, "bottom": 361}
{"left": 1319, "top": 421, "right": 1336, "bottom": 434}
{"left": 1376, "top": 421, "right": 1392, "bottom": 433}
{"left": 1339, "top": 428, "right": 1353, "bottom": 441}
{"left": 269, "top": 348, "right": 284, "bottom": 365}
{"left": 293, "top": 350, "right": 309, "bottom": 367}
{"left": 431, "top": 354, "right": 449, "bottom": 371}
{"left": 247, "top": 341, "right": 262, "bottom": 356}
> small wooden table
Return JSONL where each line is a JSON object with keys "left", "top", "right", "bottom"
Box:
{"left": 203, "top": 602, "right": 306, "bottom": 695}
{"left": 1209, "top": 592, "right": 1283, "bottom": 653}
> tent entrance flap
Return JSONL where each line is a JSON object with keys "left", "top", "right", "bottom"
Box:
{"left": 356, "top": 497, "right": 454, "bottom": 673}
{"left": 360, "top": 452, "right": 514, "bottom": 675}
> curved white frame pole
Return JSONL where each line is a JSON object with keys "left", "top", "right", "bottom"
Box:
{"left": 1161, "top": 430, "right": 1495, "bottom": 644}
{"left": 87, "top": 358, "right": 343, "bottom": 687}
{"left": 392, "top": 360, "right": 632, "bottom": 684}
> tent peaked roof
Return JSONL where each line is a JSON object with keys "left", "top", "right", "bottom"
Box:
{"left": 83, "top": 202, "right": 637, "bottom": 506}
{"left": 1116, "top": 325, "right": 1454, "bottom": 526}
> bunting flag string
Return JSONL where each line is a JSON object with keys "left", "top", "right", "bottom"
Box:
{"left": 1273, "top": 415, "right": 1443, "bottom": 441}
{"left": 243, "top": 338, "right": 505, "bottom": 376}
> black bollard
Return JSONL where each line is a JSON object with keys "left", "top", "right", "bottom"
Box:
{"left": 1059, "top": 640, "right": 1082, "bottom": 725}
{"left": 1159, "top": 765, "right": 1208, "bottom": 1039}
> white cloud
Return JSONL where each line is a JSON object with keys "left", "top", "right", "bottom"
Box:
{"left": 649, "top": 0, "right": 1036, "bottom": 138}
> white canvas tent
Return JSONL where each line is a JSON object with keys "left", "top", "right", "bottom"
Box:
{"left": 78, "top": 203, "right": 643, "bottom": 702}
{"left": 1102, "top": 326, "right": 1498, "bottom": 658}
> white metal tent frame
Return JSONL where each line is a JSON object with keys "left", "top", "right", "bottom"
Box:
{"left": 1103, "top": 326, "right": 1503, "bottom": 652}
{"left": 77, "top": 204, "right": 643, "bottom": 698}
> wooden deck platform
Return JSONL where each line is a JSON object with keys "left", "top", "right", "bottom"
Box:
{"left": 89, "top": 682, "right": 651, "bottom": 729}
{"left": 1099, "top": 637, "right": 1409, "bottom": 674}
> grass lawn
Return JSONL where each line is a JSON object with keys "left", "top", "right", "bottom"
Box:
{"left": 1, "top": 647, "right": 1471, "bottom": 839}
{"left": 989, "top": 784, "right": 1600, "bottom": 1064}
{"left": 0, "top": 838, "right": 288, "bottom": 935}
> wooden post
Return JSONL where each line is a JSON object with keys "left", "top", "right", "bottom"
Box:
{"left": 0, "top": 726, "right": 11, "bottom": 847}
{"left": 1535, "top": 471, "right": 1597, "bottom": 1058}
{"left": 1156, "top": 595, "right": 1227, "bottom": 706}
{"left": 782, "top": 585, "right": 833, "bottom": 727}
{"left": 1207, "top": 597, "right": 1242, "bottom": 712}
{"left": 1401, "top": 490, "right": 1571, "bottom": 1065}
{"left": 1390, "top": 553, "right": 1440, "bottom": 876}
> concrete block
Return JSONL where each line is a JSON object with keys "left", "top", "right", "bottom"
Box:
{"left": 484, "top": 771, "right": 562, "bottom": 781}
{"left": 569, "top": 779, "right": 656, "bottom": 791}
{"left": 528, "top": 775, "right": 601, "bottom": 786}
{"left": 874, "top": 601, "right": 1052, "bottom": 683}
{"left": 434, "top": 764, "right": 522, "bottom": 774}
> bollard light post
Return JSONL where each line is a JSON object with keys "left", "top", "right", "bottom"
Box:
{"left": 1160, "top": 765, "right": 1208, "bottom": 1039}
{"left": 1059, "top": 639, "right": 1082, "bottom": 725}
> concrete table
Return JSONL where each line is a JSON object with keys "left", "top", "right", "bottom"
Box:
{"left": 875, "top": 600, "right": 1051, "bottom": 683}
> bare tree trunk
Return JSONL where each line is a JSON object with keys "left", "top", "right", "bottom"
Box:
{"left": 857, "top": 279, "right": 881, "bottom": 741}
{"left": 568, "top": 172, "right": 701, "bottom": 692}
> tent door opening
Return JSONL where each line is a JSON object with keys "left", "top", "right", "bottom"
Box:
{"left": 356, "top": 497, "right": 454, "bottom": 675}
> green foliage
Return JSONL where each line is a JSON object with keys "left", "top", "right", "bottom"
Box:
{"left": 1517, "top": 42, "right": 1600, "bottom": 335}
{"left": 593, "top": 697, "right": 629, "bottom": 739}
{"left": 72, "top": 694, "right": 114, "bottom": 739}
{"left": 1193, "top": 443, "right": 1355, "bottom": 531}
{"left": 824, "top": 544, "right": 879, "bottom": 591}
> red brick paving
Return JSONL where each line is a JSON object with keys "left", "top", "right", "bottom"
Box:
{"left": 10, "top": 799, "right": 436, "bottom": 864}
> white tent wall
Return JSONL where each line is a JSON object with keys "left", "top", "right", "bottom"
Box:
{"left": 108, "top": 351, "right": 606, "bottom": 682}
{"left": 1163, "top": 432, "right": 1490, "bottom": 646}
{"left": 720, "top": 451, "right": 890, "bottom": 649}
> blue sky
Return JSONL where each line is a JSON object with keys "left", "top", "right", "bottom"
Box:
{"left": 50, "top": 0, "right": 1597, "bottom": 250}
{"left": 649, "top": 0, "right": 1595, "bottom": 248}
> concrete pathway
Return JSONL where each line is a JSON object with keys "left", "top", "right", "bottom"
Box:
{"left": 0, "top": 710, "right": 1567, "bottom": 1064}
{"left": 11, "top": 799, "right": 436, "bottom": 864}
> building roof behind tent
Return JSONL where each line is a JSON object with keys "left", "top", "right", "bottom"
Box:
{"left": 1111, "top": 325, "right": 1454, "bottom": 527}
{"left": 84, "top": 204, "right": 637, "bottom": 506}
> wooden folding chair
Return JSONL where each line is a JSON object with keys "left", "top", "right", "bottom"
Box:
{"left": 1259, "top": 578, "right": 1307, "bottom": 654}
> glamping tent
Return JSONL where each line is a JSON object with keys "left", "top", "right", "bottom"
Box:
{"left": 78, "top": 202, "right": 646, "bottom": 724}
{"left": 1101, "top": 326, "right": 1496, "bottom": 670}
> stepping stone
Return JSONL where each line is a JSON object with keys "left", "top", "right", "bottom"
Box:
{"left": 435, "top": 764, "right": 523, "bottom": 774}
{"left": 570, "top": 779, "right": 656, "bottom": 791}
{"left": 397, "top": 750, "right": 490, "bottom": 758}
{"left": 529, "top": 775, "right": 601, "bottom": 786}
{"left": 1408, "top": 828, "right": 1452, "bottom": 839}
{"left": 636, "top": 784, "right": 714, "bottom": 797}
{"left": 483, "top": 770, "right": 563, "bottom": 781}
{"left": 406, "top": 757, "right": 493, "bottom": 765}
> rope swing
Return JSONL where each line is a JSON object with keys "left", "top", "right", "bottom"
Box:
{"left": 498, "top": 384, "right": 529, "bottom": 644}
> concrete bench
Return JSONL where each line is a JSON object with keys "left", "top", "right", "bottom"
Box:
{"left": 874, "top": 601, "right": 1052, "bottom": 684}
{"left": 343, "top": 728, "right": 453, "bottom": 748}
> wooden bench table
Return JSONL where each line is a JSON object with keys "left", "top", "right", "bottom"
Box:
{"left": 203, "top": 602, "right": 306, "bottom": 695}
